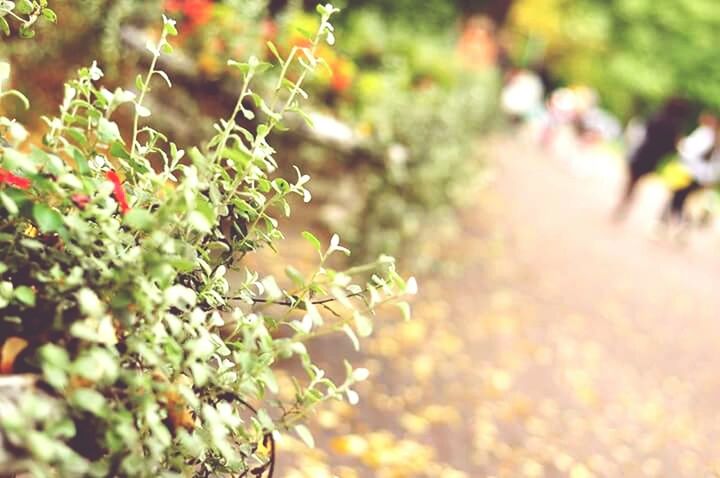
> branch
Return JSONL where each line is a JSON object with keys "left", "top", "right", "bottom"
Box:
{"left": 119, "top": 26, "right": 385, "bottom": 169}
{"left": 215, "top": 392, "right": 275, "bottom": 478}
{"left": 233, "top": 290, "right": 366, "bottom": 307}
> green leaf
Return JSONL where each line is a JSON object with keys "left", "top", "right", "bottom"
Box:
{"left": 69, "top": 146, "right": 90, "bottom": 174}
{"left": 1, "top": 89, "right": 29, "bottom": 109}
{"left": 71, "top": 389, "right": 107, "bottom": 417}
{"left": 20, "top": 238, "right": 43, "bottom": 250}
{"left": 395, "top": 301, "right": 411, "bottom": 321}
{"left": 76, "top": 288, "right": 105, "bottom": 318}
{"left": 33, "top": 203, "right": 63, "bottom": 233}
{"left": 187, "top": 211, "right": 211, "bottom": 233}
{"left": 155, "top": 69, "right": 172, "bottom": 87}
{"left": 227, "top": 60, "right": 250, "bottom": 75}
{"left": 0, "top": 191, "right": 18, "bottom": 215}
{"left": 285, "top": 266, "right": 305, "bottom": 288}
{"left": 163, "top": 16, "right": 178, "bottom": 35}
{"left": 124, "top": 209, "right": 154, "bottom": 231}
{"left": 195, "top": 196, "right": 216, "bottom": 224}
{"left": 40, "top": 344, "right": 70, "bottom": 368}
{"left": 26, "top": 432, "right": 56, "bottom": 462}
{"left": 353, "top": 312, "right": 373, "bottom": 337}
{"left": 65, "top": 127, "right": 89, "bottom": 147}
{"left": 254, "top": 61, "right": 273, "bottom": 74}
{"left": 15, "top": 0, "right": 33, "bottom": 15}
{"left": 0, "top": 18, "right": 10, "bottom": 37}
{"left": 135, "top": 103, "right": 151, "bottom": 118}
{"left": 266, "top": 41, "right": 283, "bottom": 65}
{"left": 190, "top": 362, "right": 209, "bottom": 387}
{"left": 109, "top": 141, "right": 130, "bottom": 160}
{"left": 18, "top": 24, "right": 35, "bottom": 39}
{"left": 97, "top": 118, "right": 121, "bottom": 143}
{"left": 294, "top": 424, "right": 315, "bottom": 448}
{"left": 14, "top": 285, "right": 35, "bottom": 306}
{"left": 41, "top": 8, "right": 57, "bottom": 23}
{"left": 301, "top": 231, "right": 322, "bottom": 253}
{"left": 342, "top": 324, "right": 360, "bottom": 351}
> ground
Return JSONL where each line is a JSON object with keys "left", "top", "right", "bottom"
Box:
{"left": 275, "top": 131, "right": 720, "bottom": 478}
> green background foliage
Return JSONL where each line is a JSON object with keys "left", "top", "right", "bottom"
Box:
{"left": 509, "top": 0, "right": 720, "bottom": 117}
{"left": 0, "top": 7, "right": 415, "bottom": 475}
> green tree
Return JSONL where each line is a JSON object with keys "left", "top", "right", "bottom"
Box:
{"left": 509, "top": 0, "right": 720, "bottom": 117}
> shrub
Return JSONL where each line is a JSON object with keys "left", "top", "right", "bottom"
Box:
{"left": 0, "top": 6, "right": 414, "bottom": 476}
{"left": 0, "top": 0, "right": 57, "bottom": 38}
{"left": 317, "top": 72, "right": 500, "bottom": 263}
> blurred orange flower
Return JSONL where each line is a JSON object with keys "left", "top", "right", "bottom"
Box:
{"left": 328, "top": 57, "right": 353, "bottom": 93}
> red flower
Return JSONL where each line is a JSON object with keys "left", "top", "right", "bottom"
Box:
{"left": 0, "top": 168, "right": 31, "bottom": 190}
{"left": 71, "top": 193, "right": 91, "bottom": 210}
{"left": 106, "top": 171, "right": 130, "bottom": 215}
{"left": 165, "top": 0, "right": 212, "bottom": 29}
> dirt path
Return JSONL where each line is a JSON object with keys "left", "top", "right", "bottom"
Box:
{"left": 278, "top": 133, "right": 720, "bottom": 478}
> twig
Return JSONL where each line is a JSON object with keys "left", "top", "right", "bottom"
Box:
{"left": 215, "top": 392, "right": 276, "bottom": 478}
{"left": 232, "top": 290, "right": 366, "bottom": 307}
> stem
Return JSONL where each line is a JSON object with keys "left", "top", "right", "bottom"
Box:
{"left": 211, "top": 74, "right": 252, "bottom": 164}
{"left": 6, "top": 11, "right": 26, "bottom": 23}
{"left": 229, "top": 23, "right": 326, "bottom": 252}
{"left": 237, "top": 290, "right": 366, "bottom": 307}
{"left": 130, "top": 38, "right": 164, "bottom": 161}
{"left": 234, "top": 193, "right": 275, "bottom": 251}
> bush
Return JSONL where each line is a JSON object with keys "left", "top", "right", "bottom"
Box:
{"left": 315, "top": 71, "right": 500, "bottom": 262}
{"left": 279, "top": 10, "right": 501, "bottom": 261}
{"left": 3, "top": 1, "right": 501, "bottom": 267}
{"left": 0, "top": 6, "right": 414, "bottom": 476}
{"left": 0, "top": 0, "right": 57, "bottom": 38}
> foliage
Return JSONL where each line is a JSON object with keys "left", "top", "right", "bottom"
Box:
{"left": 2, "top": 0, "right": 161, "bottom": 81}
{"left": 0, "top": 0, "right": 56, "bottom": 38}
{"left": 333, "top": 0, "right": 457, "bottom": 31}
{"left": 287, "top": 11, "right": 501, "bottom": 261}
{"left": 163, "top": 0, "right": 271, "bottom": 78}
{"left": 337, "top": 10, "right": 466, "bottom": 93}
{"left": 320, "top": 72, "right": 500, "bottom": 262}
{"left": 271, "top": 8, "right": 356, "bottom": 97}
{"left": 508, "top": 0, "right": 720, "bottom": 117}
{"left": 2, "top": 0, "right": 501, "bottom": 266}
{"left": 0, "top": 6, "right": 415, "bottom": 476}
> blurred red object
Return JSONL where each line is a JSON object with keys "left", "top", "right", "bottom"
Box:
{"left": 165, "top": 0, "right": 213, "bottom": 30}
{"left": 0, "top": 168, "right": 31, "bottom": 190}
{"left": 328, "top": 58, "right": 352, "bottom": 93}
{"left": 262, "top": 19, "right": 278, "bottom": 42}
{"left": 458, "top": 15, "right": 498, "bottom": 69}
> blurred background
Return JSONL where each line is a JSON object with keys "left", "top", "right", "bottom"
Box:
{"left": 5, "top": 0, "right": 720, "bottom": 476}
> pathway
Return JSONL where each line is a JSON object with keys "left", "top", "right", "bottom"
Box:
{"left": 277, "top": 132, "right": 720, "bottom": 478}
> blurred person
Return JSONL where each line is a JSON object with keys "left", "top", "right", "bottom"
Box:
{"left": 539, "top": 86, "right": 579, "bottom": 150}
{"left": 613, "top": 98, "right": 691, "bottom": 220}
{"left": 539, "top": 86, "right": 598, "bottom": 148}
{"left": 568, "top": 86, "right": 612, "bottom": 144}
{"left": 624, "top": 115, "right": 647, "bottom": 158}
{"left": 501, "top": 68, "right": 544, "bottom": 122}
{"left": 458, "top": 15, "right": 499, "bottom": 69}
{"left": 662, "top": 112, "right": 720, "bottom": 227}
{"left": 579, "top": 106, "right": 622, "bottom": 144}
